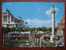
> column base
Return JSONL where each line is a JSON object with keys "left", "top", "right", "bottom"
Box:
{"left": 50, "top": 40, "right": 54, "bottom": 43}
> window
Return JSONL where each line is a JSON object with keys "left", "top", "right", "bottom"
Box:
{"left": 11, "top": 16, "right": 14, "bottom": 22}
{"left": 3, "top": 16, "right": 7, "bottom": 22}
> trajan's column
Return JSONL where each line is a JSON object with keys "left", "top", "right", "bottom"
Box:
{"left": 50, "top": 3, "right": 56, "bottom": 43}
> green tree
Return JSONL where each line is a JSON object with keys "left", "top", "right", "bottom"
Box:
{"left": 2, "top": 27, "right": 10, "bottom": 33}
{"left": 47, "top": 27, "right": 52, "bottom": 32}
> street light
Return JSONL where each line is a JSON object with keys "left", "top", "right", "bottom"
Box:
{"left": 50, "top": 3, "right": 56, "bottom": 43}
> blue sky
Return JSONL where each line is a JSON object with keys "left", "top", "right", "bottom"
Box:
{"left": 2, "top": 2, "right": 64, "bottom": 27}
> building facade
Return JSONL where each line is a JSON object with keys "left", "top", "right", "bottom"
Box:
{"left": 55, "top": 16, "right": 65, "bottom": 47}
{"left": 2, "top": 9, "right": 24, "bottom": 29}
{"left": 2, "top": 9, "right": 25, "bottom": 47}
{"left": 56, "top": 16, "right": 65, "bottom": 36}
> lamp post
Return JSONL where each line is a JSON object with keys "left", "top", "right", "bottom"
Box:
{"left": 50, "top": 3, "right": 56, "bottom": 43}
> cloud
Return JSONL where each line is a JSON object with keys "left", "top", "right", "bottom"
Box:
{"left": 25, "top": 19, "right": 52, "bottom": 27}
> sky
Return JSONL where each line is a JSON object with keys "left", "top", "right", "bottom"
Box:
{"left": 2, "top": 2, "right": 64, "bottom": 28}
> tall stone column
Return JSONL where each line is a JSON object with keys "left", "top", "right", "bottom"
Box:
{"left": 50, "top": 3, "right": 56, "bottom": 43}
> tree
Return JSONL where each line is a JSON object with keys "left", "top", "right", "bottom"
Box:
{"left": 2, "top": 27, "right": 10, "bottom": 33}
{"left": 47, "top": 27, "right": 52, "bottom": 32}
